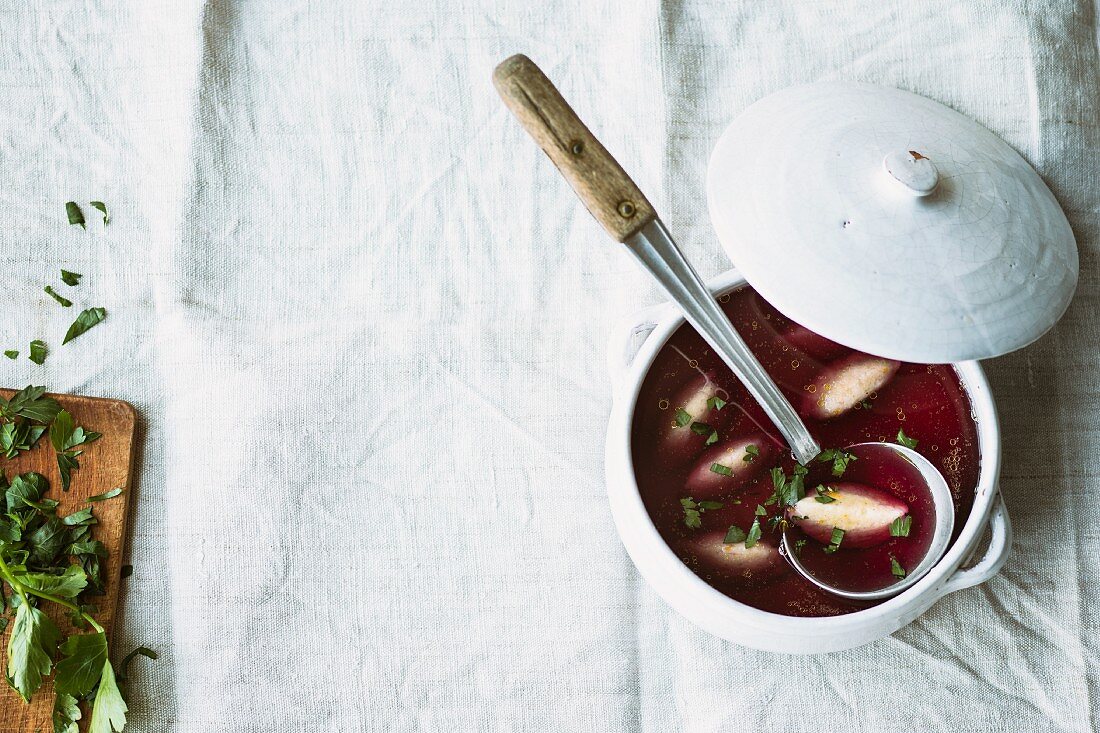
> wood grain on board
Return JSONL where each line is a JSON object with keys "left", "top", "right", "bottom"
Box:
{"left": 0, "top": 391, "right": 136, "bottom": 733}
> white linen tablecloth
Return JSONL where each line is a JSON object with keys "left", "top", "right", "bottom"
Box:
{"left": 0, "top": 1, "right": 1096, "bottom": 730}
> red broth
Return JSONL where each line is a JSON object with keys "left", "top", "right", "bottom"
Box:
{"left": 631, "top": 286, "right": 980, "bottom": 616}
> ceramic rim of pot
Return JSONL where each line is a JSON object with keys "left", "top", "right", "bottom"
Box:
{"left": 604, "top": 269, "right": 1010, "bottom": 654}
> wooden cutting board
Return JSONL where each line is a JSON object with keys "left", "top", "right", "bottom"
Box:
{"left": 0, "top": 391, "right": 136, "bottom": 733}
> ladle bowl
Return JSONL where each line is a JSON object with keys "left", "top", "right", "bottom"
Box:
{"left": 779, "top": 442, "right": 956, "bottom": 601}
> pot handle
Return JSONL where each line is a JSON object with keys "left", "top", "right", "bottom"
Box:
{"left": 606, "top": 303, "right": 670, "bottom": 391}
{"left": 936, "top": 494, "right": 1012, "bottom": 598}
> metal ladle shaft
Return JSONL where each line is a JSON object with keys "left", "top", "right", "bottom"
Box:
{"left": 493, "top": 54, "right": 821, "bottom": 464}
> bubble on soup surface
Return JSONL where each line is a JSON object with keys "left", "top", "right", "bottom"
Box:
{"left": 684, "top": 435, "right": 775, "bottom": 499}
{"left": 680, "top": 531, "right": 786, "bottom": 581}
{"left": 790, "top": 482, "right": 908, "bottom": 548}
{"left": 801, "top": 353, "right": 900, "bottom": 420}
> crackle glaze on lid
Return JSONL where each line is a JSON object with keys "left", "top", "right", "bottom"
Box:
{"left": 706, "top": 82, "right": 1078, "bottom": 363}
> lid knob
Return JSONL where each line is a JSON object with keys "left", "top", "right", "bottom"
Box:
{"left": 882, "top": 149, "right": 939, "bottom": 197}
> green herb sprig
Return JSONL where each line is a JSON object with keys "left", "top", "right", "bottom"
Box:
{"left": 889, "top": 515, "right": 912, "bottom": 537}
{"left": 0, "top": 389, "right": 147, "bottom": 731}
{"left": 681, "top": 497, "right": 723, "bottom": 529}
{"left": 816, "top": 448, "right": 856, "bottom": 477}
{"left": 823, "top": 527, "right": 845, "bottom": 553}
{"left": 896, "top": 429, "right": 918, "bottom": 450}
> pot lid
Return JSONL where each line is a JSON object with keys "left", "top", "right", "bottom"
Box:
{"left": 706, "top": 82, "right": 1078, "bottom": 363}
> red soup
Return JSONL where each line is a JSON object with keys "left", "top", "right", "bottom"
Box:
{"left": 631, "top": 285, "right": 980, "bottom": 617}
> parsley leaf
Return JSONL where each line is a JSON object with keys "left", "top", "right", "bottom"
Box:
{"left": 723, "top": 525, "right": 746, "bottom": 544}
{"left": 817, "top": 448, "right": 857, "bottom": 477}
{"left": 17, "top": 566, "right": 88, "bottom": 600}
{"left": 55, "top": 631, "right": 107, "bottom": 696}
{"left": 814, "top": 485, "right": 837, "bottom": 504}
{"left": 65, "top": 202, "right": 85, "bottom": 230}
{"left": 689, "top": 421, "right": 711, "bottom": 436}
{"left": 681, "top": 497, "right": 721, "bottom": 529}
{"left": 705, "top": 430, "right": 719, "bottom": 446}
{"left": 896, "top": 429, "right": 918, "bottom": 449}
{"left": 744, "top": 518, "right": 762, "bottom": 549}
{"left": 743, "top": 445, "right": 759, "bottom": 462}
{"left": 44, "top": 286, "right": 73, "bottom": 308}
{"left": 673, "top": 408, "right": 692, "bottom": 427}
{"left": 3, "top": 350, "right": 16, "bottom": 360}
{"left": 50, "top": 410, "right": 102, "bottom": 492}
{"left": 89, "top": 201, "right": 109, "bottom": 225}
{"left": 890, "top": 515, "right": 912, "bottom": 537}
{"left": 1, "top": 386, "right": 62, "bottom": 423}
{"left": 794, "top": 538, "right": 807, "bottom": 556}
{"left": 29, "top": 518, "right": 69, "bottom": 565}
{"left": 754, "top": 504, "right": 767, "bottom": 516}
{"left": 890, "top": 555, "right": 907, "bottom": 578}
{"left": 29, "top": 340, "right": 47, "bottom": 365}
{"left": 6, "top": 603, "right": 60, "bottom": 701}
{"left": 766, "top": 464, "right": 808, "bottom": 507}
{"left": 823, "top": 527, "right": 845, "bottom": 553}
{"left": 0, "top": 421, "right": 48, "bottom": 459}
{"left": 88, "top": 658, "right": 127, "bottom": 733}
{"left": 87, "top": 488, "right": 123, "bottom": 503}
{"left": 62, "top": 307, "right": 106, "bottom": 345}
{"left": 60, "top": 270, "right": 82, "bottom": 287}
{"left": 709, "top": 463, "right": 733, "bottom": 477}
{"left": 706, "top": 396, "right": 726, "bottom": 411}
{"left": 53, "top": 691, "right": 81, "bottom": 733}
{"left": 680, "top": 498, "right": 700, "bottom": 528}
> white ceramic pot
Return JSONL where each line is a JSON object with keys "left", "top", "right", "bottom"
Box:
{"left": 604, "top": 269, "right": 1013, "bottom": 654}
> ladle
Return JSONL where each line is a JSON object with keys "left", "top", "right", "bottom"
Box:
{"left": 493, "top": 54, "right": 956, "bottom": 599}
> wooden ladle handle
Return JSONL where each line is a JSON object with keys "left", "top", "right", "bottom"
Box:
{"left": 493, "top": 54, "right": 657, "bottom": 242}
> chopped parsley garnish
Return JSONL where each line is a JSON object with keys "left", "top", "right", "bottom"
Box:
{"left": 62, "top": 307, "right": 106, "bottom": 344}
{"left": 896, "top": 428, "right": 918, "bottom": 449}
{"left": 709, "top": 463, "right": 733, "bottom": 477}
{"left": 817, "top": 448, "right": 856, "bottom": 477}
{"left": 754, "top": 504, "right": 767, "bottom": 516}
{"left": 674, "top": 408, "right": 692, "bottom": 427}
{"left": 87, "top": 487, "right": 123, "bottom": 503}
{"left": 50, "top": 410, "right": 102, "bottom": 492}
{"left": 860, "top": 399, "right": 873, "bottom": 410}
{"left": 794, "top": 538, "right": 807, "bottom": 556}
{"left": 689, "top": 421, "right": 711, "bottom": 436}
{"left": 44, "top": 285, "right": 72, "bottom": 308}
{"left": 681, "top": 497, "right": 722, "bottom": 528}
{"left": 28, "top": 340, "right": 47, "bottom": 365}
{"left": 814, "top": 485, "right": 837, "bottom": 504}
{"left": 3, "top": 351, "right": 16, "bottom": 360}
{"left": 65, "top": 201, "right": 85, "bottom": 229}
{"left": 744, "top": 518, "right": 762, "bottom": 548}
{"left": 60, "top": 270, "right": 82, "bottom": 286}
{"left": 89, "top": 201, "right": 109, "bottom": 225}
{"left": 766, "top": 464, "right": 808, "bottom": 507}
{"left": 823, "top": 527, "right": 845, "bottom": 553}
{"left": 723, "top": 525, "right": 746, "bottom": 544}
{"left": 705, "top": 430, "right": 719, "bottom": 446}
{"left": 706, "top": 396, "right": 726, "bottom": 411}
{"left": 890, "top": 555, "right": 907, "bottom": 578}
{"left": 890, "top": 515, "right": 912, "bottom": 537}
{"left": 744, "top": 445, "right": 759, "bottom": 463}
